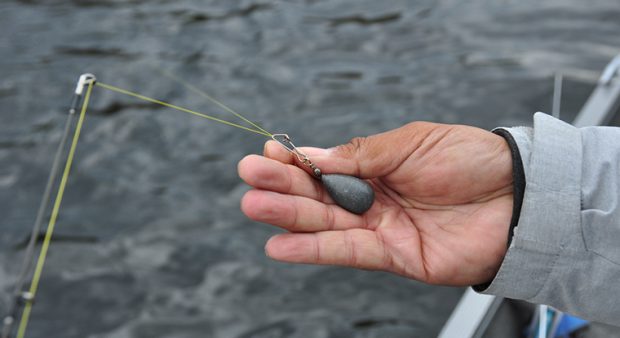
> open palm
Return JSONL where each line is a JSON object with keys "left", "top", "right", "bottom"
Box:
{"left": 238, "top": 122, "right": 513, "bottom": 286}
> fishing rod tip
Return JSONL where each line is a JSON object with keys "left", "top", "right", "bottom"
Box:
{"left": 75, "top": 73, "right": 97, "bottom": 95}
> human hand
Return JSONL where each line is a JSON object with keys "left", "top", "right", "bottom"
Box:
{"left": 238, "top": 122, "right": 513, "bottom": 286}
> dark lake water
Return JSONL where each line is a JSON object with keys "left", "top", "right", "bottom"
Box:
{"left": 1, "top": 0, "right": 619, "bottom": 337}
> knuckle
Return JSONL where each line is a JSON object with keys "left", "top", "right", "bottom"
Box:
{"left": 349, "top": 136, "right": 368, "bottom": 153}
{"left": 323, "top": 206, "right": 336, "bottom": 231}
{"left": 344, "top": 231, "right": 359, "bottom": 268}
{"left": 335, "top": 136, "right": 368, "bottom": 158}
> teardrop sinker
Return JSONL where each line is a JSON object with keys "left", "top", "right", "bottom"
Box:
{"left": 321, "top": 174, "right": 375, "bottom": 215}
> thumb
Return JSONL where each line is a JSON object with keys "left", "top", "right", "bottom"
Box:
{"left": 310, "top": 122, "right": 427, "bottom": 179}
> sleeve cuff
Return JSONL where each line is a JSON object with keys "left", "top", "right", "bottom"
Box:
{"left": 472, "top": 128, "right": 526, "bottom": 291}
{"left": 473, "top": 113, "right": 582, "bottom": 299}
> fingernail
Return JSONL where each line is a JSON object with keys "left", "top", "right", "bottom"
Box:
{"left": 263, "top": 140, "right": 273, "bottom": 155}
{"left": 265, "top": 236, "right": 276, "bottom": 258}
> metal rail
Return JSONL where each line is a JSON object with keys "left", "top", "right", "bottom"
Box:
{"left": 573, "top": 55, "right": 620, "bottom": 128}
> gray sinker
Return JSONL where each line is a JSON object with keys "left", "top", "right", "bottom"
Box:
{"left": 321, "top": 174, "right": 374, "bottom": 214}
{"left": 270, "top": 134, "right": 375, "bottom": 214}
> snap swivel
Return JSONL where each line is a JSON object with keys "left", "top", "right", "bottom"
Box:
{"left": 272, "top": 134, "right": 322, "bottom": 178}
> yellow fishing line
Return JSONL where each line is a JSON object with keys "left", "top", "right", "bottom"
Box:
{"left": 16, "top": 81, "right": 94, "bottom": 338}
{"left": 95, "top": 82, "right": 272, "bottom": 137}
{"left": 154, "top": 67, "right": 272, "bottom": 136}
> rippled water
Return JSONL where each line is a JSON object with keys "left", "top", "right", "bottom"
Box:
{"left": 1, "top": 1, "right": 619, "bottom": 337}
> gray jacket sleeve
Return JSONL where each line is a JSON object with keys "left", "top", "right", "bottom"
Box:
{"left": 478, "top": 112, "right": 620, "bottom": 325}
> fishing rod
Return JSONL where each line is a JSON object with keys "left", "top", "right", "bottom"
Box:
{"left": 1, "top": 74, "right": 95, "bottom": 338}
{"left": 2, "top": 72, "right": 375, "bottom": 338}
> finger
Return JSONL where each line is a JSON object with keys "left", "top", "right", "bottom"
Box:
{"left": 238, "top": 154, "right": 333, "bottom": 203}
{"left": 263, "top": 140, "right": 293, "bottom": 164}
{"left": 241, "top": 190, "right": 366, "bottom": 232}
{"left": 265, "top": 230, "right": 389, "bottom": 270}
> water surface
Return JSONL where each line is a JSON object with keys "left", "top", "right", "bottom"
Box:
{"left": 1, "top": 1, "right": 619, "bottom": 337}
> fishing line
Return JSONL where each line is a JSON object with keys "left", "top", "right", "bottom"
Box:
{"left": 152, "top": 67, "right": 272, "bottom": 136}
{"left": 15, "top": 81, "right": 94, "bottom": 338}
{"left": 94, "top": 78, "right": 375, "bottom": 213}
{"left": 95, "top": 82, "right": 273, "bottom": 137}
